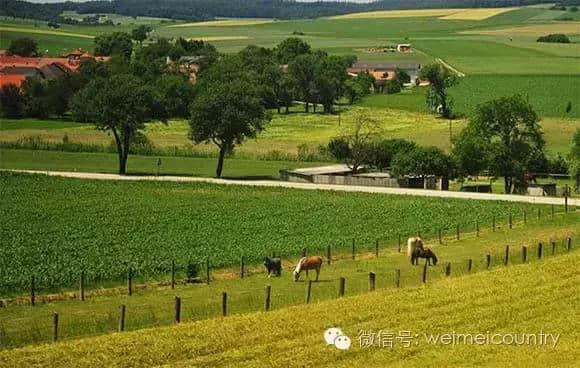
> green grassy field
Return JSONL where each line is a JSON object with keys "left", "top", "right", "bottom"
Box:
{"left": 0, "top": 222, "right": 577, "bottom": 365}
{"left": 0, "top": 171, "right": 564, "bottom": 295}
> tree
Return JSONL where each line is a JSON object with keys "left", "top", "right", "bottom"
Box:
{"left": 368, "top": 138, "right": 416, "bottom": 170}
{"left": 537, "top": 34, "right": 570, "bottom": 43}
{"left": 391, "top": 146, "right": 455, "bottom": 179}
{"left": 328, "top": 110, "right": 380, "bottom": 173}
{"left": 569, "top": 129, "right": 580, "bottom": 192}
{"left": 158, "top": 74, "right": 195, "bottom": 118}
{"left": 21, "top": 77, "right": 52, "bottom": 119}
{"left": 131, "top": 25, "right": 152, "bottom": 45}
{"left": 71, "top": 74, "right": 166, "bottom": 175}
{"left": 7, "top": 37, "right": 38, "bottom": 57}
{"left": 466, "top": 95, "right": 545, "bottom": 194}
{"left": 0, "top": 84, "right": 24, "bottom": 118}
{"left": 94, "top": 32, "right": 133, "bottom": 60}
{"left": 452, "top": 125, "right": 491, "bottom": 178}
{"left": 288, "top": 53, "right": 319, "bottom": 112}
{"left": 395, "top": 68, "right": 411, "bottom": 85}
{"left": 274, "top": 37, "right": 311, "bottom": 64}
{"left": 419, "top": 63, "right": 457, "bottom": 118}
{"left": 385, "top": 80, "right": 402, "bottom": 94}
{"left": 189, "top": 57, "right": 271, "bottom": 178}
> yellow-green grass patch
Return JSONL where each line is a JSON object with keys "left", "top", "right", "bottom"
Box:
{"left": 0, "top": 26, "right": 94, "bottom": 38}
{"left": 166, "top": 19, "right": 274, "bottom": 28}
{"left": 189, "top": 36, "right": 251, "bottom": 41}
{"left": 462, "top": 22, "right": 580, "bottom": 36}
{"left": 330, "top": 8, "right": 516, "bottom": 20}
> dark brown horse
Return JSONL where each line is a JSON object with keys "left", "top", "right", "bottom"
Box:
{"left": 411, "top": 248, "right": 438, "bottom": 266}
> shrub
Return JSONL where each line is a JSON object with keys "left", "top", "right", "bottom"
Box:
{"left": 186, "top": 262, "right": 199, "bottom": 283}
{"left": 385, "top": 80, "right": 402, "bottom": 94}
{"left": 537, "top": 34, "right": 570, "bottom": 43}
{"left": 367, "top": 138, "right": 416, "bottom": 170}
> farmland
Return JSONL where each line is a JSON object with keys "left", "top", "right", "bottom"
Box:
{"left": 0, "top": 171, "right": 564, "bottom": 295}
{"left": 0, "top": 233, "right": 578, "bottom": 365}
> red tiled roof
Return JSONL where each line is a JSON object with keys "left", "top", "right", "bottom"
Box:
{"left": 0, "top": 55, "right": 79, "bottom": 72}
{"left": 0, "top": 73, "right": 28, "bottom": 89}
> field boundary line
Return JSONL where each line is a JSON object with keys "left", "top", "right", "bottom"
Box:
{"left": 3, "top": 169, "right": 578, "bottom": 206}
{"left": 436, "top": 58, "right": 466, "bottom": 77}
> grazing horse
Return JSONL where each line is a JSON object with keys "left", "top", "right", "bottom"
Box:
{"left": 293, "top": 256, "right": 323, "bottom": 282}
{"left": 411, "top": 248, "right": 438, "bottom": 266}
{"left": 263, "top": 257, "right": 282, "bottom": 277}
{"left": 407, "top": 237, "right": 424, "bottom": 257}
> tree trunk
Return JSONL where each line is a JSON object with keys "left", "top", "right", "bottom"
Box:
{"left": 111, "top": 128, "right": 127, "bottom": 175}
{"left": 504, "top": 176, "right": 512, "bottom": 194}
{"left": 285, "top": 105, "right": 289, "bottom": 114}
{"left": 304, "top": 102, "right": 309, "bottom": 113}
{"left": 313, "top": 103, "right": 317, "bottom": 113}
{"left": 277, "top": 105, "right": 281, "bottom": 114}
{"left": 216, "top": 145, "right": 228, "bottom": 178}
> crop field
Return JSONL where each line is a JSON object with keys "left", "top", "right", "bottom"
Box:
{"left": 0, "top": 172, "right": 565, "bottom": 295}
{"left": 167, "top": 19, "right": 275, "bottom": 27}
{"left": 0, "top": 208, "right": 577, "bottom": 349}
{"left": 0, "top": 231, "right": 578, "bottom": 364}
{"left": 462, "top": 22, "right": 580, "bottom": 36}
{"left": 329, "top": 8, "right": 517, "bottom": 20}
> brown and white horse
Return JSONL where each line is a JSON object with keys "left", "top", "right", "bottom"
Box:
{"left": 407, "top": 237, "right": 424, "bottom": 257}
{"left": 293, "top": 256, "right": 323, "bottom": 281}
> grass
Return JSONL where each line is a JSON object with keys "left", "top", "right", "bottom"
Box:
{"left": 0, "top": 217, "right": 577, "bottom": 364}
{"left": 167, "top": 19, "right": 275, "bottom": 27}
{"left": 0, "top": 31, "right": 95, "bottom": 56}
{"left": 0, "top": 171, "right": 563, "bottom": 295}
{"left": 329, "top": 8, "right": 517, "bottom": 20}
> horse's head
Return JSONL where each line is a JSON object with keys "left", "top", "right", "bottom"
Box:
{"left": 263, "top": 257, "right": 270, "bottom": 266}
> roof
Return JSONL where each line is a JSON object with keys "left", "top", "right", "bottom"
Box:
{"left": 287, "top": 165, "right": 354, "bottom": 176}
{"left": 350, "top": 63, "right": 421, "bottom": 71}
{"left": 0, "top": 73, "right": 28, "bottom": 88}
{"left": 0, "top": 66, "right": 42, "bottom": 77}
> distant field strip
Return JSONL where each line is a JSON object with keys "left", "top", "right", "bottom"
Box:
{"left": 0, "top": 27, "right": 94, "bottom": 38}
{"left": 167, "top": 19, "right": 274, "bottom": 27}
{"left": 189, "top": 36, "right": 251, "bottom": 41}
{"left": 462, "top": 22, "right": 580, "bottom": 36}
{"left": 330, "top": 8, "right": 516, "bottom": 20}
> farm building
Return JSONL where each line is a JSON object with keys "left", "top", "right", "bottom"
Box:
{"left": 396, "top": 44, "right": 412, "bottom": 52}
{"left": 280, "top": 165, "right": 448, "bottom": 190}
{"left": 0, "top": 49, "right": 108, "bottom": 89}
{"left": 347, "top": 62, "right": 422, "bottom": 86}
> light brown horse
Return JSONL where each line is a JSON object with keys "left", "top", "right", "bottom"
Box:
{"left": 407, "top": 237, "right": 424, "bottom": 257}
{"left": 293, "top": 256, "right": 323, "bottom": 281}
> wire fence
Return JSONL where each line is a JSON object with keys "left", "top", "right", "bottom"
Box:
{"left": 0, "top": 232, "right": 575, "bottom": 350}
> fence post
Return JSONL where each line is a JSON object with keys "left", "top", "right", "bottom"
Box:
{"left": 222, "top": 292, "right": 227, "bottom": 317}
{"left": 118, "top": 305, "right": 126, "bottom": 332}
{"left": 551, "top": 240, "right": 556, "bottom": 255}
{"left": 445, "top": 263, "right": 451, "bottom": 277}
{"left": 127, "top": 268, "right": 132, "bottom": 296}
{"left": 565, "top": 185, "right": 569, "bottom": 213}
{"left": 264, "top": 285, "right": 271, "bottom": 311}
{"left": 351, "top": 239, "right": 355, "bottom": 260}
{"left": 504, "top": 245, "right": 510, "bottom": 265}
{"left": 171, "top": 260, "right": 175, "bottom": 290}
{"left": 567, "top": 237, "right": 572, "bottom": 251}
{"left": 78, "top": 271, "right": 85, "bottom": 301}
{"left": 476, "top": 221, "right": 479, "bottom": 237}
{"left": 523, "top": 210, "right": 527, "bottom": 224}
{"left": 240, "top": 256, "right": 245, "bottom": 279}
{"left": 338, "top": 277, "right": 345, "bottom": 297}
{"left": 486, "top": 254, "right": 491, "bottom": 269}
{"left": 306, "top": 280, "right": 313, "bottom": 303}
{"left": 375, "top": 240, "right": 379, "bottom": 257}
{"left": 206, "top": 258, "right": 210, "bottom": 285}
{"left": 369, "top": 272, "right": 376, "bottom": 291}
{"left": 492, "top": 216, "right": 496, "bottom": 232}
{"left": 537, "top": 208, "right": 541, "bottom": 222}
{"left": 53, "top": 312, "right": 59, "bottom": 342}
{"left": 538, "top": 242, "right": 543, "bottom": 259}
{"left": 31, "top": 275, "right": 35, "bottom": 306}
{"left": 438, "top": 228, "right": 443, "bottom": 244}
{"left": 551, "top": 204, "right": 554, "bottom": 219}
{"left": 327, "top": 245, "right": 331, "bottom": 265}
{"left": 398, "top": 235, "right": 402, "bottom": 252}
{"left": 467, "top": 259, "right": 473, "bottom": 272}
{"left": 422, "top": 264, "right": 427, "bottom": 283}
{"left": 522, "top": 246, "right": 528, "bottom": 263}
{"left": 395, "top": 269, "right": 401, "bottom": 288}
{"left": 456, "top": 224, "right": 460, "bottom": 240}
{"left": 174, "top": 296, "right": 181, "bottom": 324}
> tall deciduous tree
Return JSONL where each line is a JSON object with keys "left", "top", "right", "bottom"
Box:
{"left": 7, "top": 37, "right": 38, "bottom": 57}
{"left": 458, "top": 95, "right": 545, "bottom": 194}
{"left": 189, "top": 57, "right": 271, "bottom": 178}
{"left": 419, "top": 63, "right": 457, "bottom": 118}
{"left": 131, "top": 25, "right": 152, "bottom": 45}
{"left": 0, "top": 84, "right": 24, "bottom": 118}
{"left": 391, "top": 146, "right": 455, "bottom": 179}
{"left": 94, "top": 32, "right": 134, "bottom": 60}
{"left": 71, "top": 74, "right": 166, "bottom": 175}
{"left": 274, "top": 37, "right": 311, "bottom": 64}
{"left": 569, "top": 129, "right": 580, "bottom": 192}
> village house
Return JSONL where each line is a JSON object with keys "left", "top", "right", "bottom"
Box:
{"left": 347, "top": 62, "right": 423, "bottom": 89}
{"left": 0, "top": 49, "right": 108, "bottom": 89}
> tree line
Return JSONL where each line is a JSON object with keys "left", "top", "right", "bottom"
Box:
{"left": 1, "top": 0, "right": 552, "bottom": 23}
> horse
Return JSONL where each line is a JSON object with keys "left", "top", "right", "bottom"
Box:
{"left": 293, "top": 256, "right": 323, "bottom": 282}
{"left": 263, "top": 257, "right": 282, "bottom": 277}
{"left": 411, "top": 248, "right": 438, "bottom": 266}
{"left": 407, "top": 237, "right": 424, "bottom": 257}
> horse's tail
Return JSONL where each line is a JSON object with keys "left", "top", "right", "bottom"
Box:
{"left": 407, "top": 238, "right": 414, "bottom": 257}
